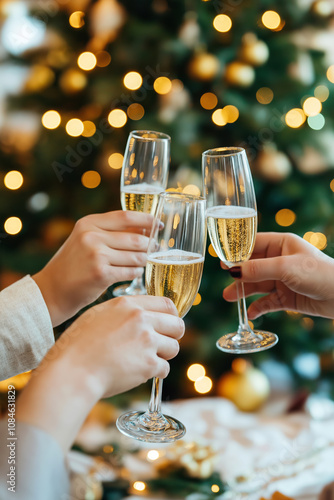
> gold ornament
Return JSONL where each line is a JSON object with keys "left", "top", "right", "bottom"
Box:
{"left": 24, "top": 65, "right": 55, "bottom": 92}
{"left": 217, "top": 358, "right": 270, "bottom": 411}
{"left": 255, "top": 147, "right": 292, "bottom": 182}
{"left": 60, "top": 68, "right": 87, "bottom": 94}
{"left": 225, "top": 61, "right": 255, "bottom": 87}
{"left": 188, "top": 53, "right": 220, "bottom": 81}
{"left": 239, "top": 34, "right": 269, "bottom": 66}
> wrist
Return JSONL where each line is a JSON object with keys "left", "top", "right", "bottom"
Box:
{"left": 32, "top": 270, "right": 66, "bottom": 327}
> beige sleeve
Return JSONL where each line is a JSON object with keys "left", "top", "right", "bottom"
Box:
{"left": 0, "top": 275, "right": 54, "bottom": 380}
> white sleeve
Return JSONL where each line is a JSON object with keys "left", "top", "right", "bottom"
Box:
{"left": 0, "top": 275, "right": 54, "bottom": 380}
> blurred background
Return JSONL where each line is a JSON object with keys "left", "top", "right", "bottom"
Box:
{"left": 1, "top": 0, "right": 334, "bottom": 411}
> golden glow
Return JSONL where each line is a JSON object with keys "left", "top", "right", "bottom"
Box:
{"left": 302, "top": 317, "right": 314, "bottom": 329}
{"left": 330, "top": 179, "right": 334, "bottom": 192}
{"left": 133, "top": 481, "right": 146, "bottom": 492}
{"left": 309, "top": 232, "right": 327, "bottom": 250}
{"left": 212, "top": 108, "right": 227, "bottom": 126}
{"left": 211, "top": 485, "right": 220, "bottom": 493}
{"left": 81, "top": 170, "right": 101, "bottom": 189}
{"left": 223, "top": 105, "right": 239, "bottom": 123}
{"left": 147, "top": 450, "right": 160, "bottom": 461}
{"left": 69, "top": 11, "right": 85, "bottom": 28}
{"left": 213, "top": 14, "right": 232, "bottom": 33}
{"left": 123, "top": 71, "right": 143, "bottom": 90}
{"left": 103, "top": 445, "right": 114, "bottom": 453}
{"left": 182, "top": 184, "right": 201, "bottom": 196}
{"left": 154, "top": 76, "right": 172, "bottom": 95}
{"left": 208, "top": 243, "right": 218, "bottom": 257}
{"left": 4, "top": 171, "right": 23, "bottom": 190}
{"left": 200, "top": 92, "right": 218, "bottom": 110}
{"left": 127, "top": 103, "right": 145, "bottom": 121}
{"left": 172, "top": 79, "right": 184, "bottom": 91}
{"left": 303, "top": 231, "right": 313, "bottom": 243}
{"left": 41, "top": 110, "right": 61, "bottom": 129}
{"left": 326, "top": 65, "right": 334, "bottom": 83}
{"left": 82, "top": 121, "right": 96, "bottom": 137}
{"left": 194, "top": 376, "right": 213, "bottom": 394}
{"left": 314, "top": 85, "right": 329, "bottom": 102}
{"left": 285, "top": 108, "right": 306, "bottom": 128}
{"left": 77, "top": 52, "right": 97, "bottom": 71}
{"left": 275, "top": 209, "right": 296, "bottom": 227}
{"left": 168, "top": 238, "right": 175, "bottom": 248}
{"left": 4, "top": 217, "right": 22, "bottom": 235}
{"left": 0, "top": 371, "right": 31, "bottom": 392}
{"left": 187, "top": 363, "right": 206, "bottom": 381}
{"left": 232, "top": 358, "right": 248, "bottom": 374}
{"left": 108, "top": 153, "right": 124, "bottom": 169}
{"left": 65, "top": 118, "right": 84, "bottom": 137}
{"left": 193, "top": 293, "right": 202, "bottom": 306}
{"left": 256, "top": 87, "right": 274, "bottom": 104}
{"left": 108, "top": 109, "right": 127, "bottom": 128}
{"left": 60, "top": 68, "right": 87, "bottom": 94}
{"left": 262, "top": 10, "right": 281, "bottom": 30}
{"left": 303, "top": 97, "right": 322, "bottom": 117}
{"left": 96, "top": 51, "right": 111, "bottom": 68}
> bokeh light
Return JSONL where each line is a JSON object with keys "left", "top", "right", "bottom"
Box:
{"left": 96, "top": 51, "right": 111, "bottom": 68}
{"left": 314, "top": 85, "right": 329, "bottom": 102}
{"left": 310, "top": 232, "right": 327, "bottom": 250}
{"left": 285, "top": 108, "right": 306, "bottom": 128}
{"left": 154, "top": 77, "right": 172, "bottom": 94}
{"left": 262, "top": 10, "right": 281, "bottom": 30}
{"left": 127, "top": 103, "right": 145, "bottom": 120}
{"left": 108, "top": 153, "right": 124, "bottom": 169}
{"left": 4, "top": 171, "right": 23, "bottom": 190}
{"left": 302, "top": 97, "right": 322, "bottom": 117}
{"left": 77, "top": 52, "right": 97, "bottom": 71}
{"left": 208, "top": 244, "right": 218, "bottom": 257}
{"left": 213, "top": 14, "right": 232, "bottom": 32}
{"left": 326, "top": 65, "right": 334, "bottom": 83}
{"left": 223, "top": 105, "right": 239, "bottom": 123}
{"left": 133, "top": 481, "right": 146, "bottom": 492}
{"left": 123, "top": 71, "right": 143, "bottom": 90}
{"left": 275, "top": 209, "right": 296, "bottom": 227}
{"left": 4, "top": 217, "right": 22, "bottom": 235}
{"left": 147, "top": 450, "right": 160, "bottom": 461}
{"left": 307, "top": 114, "right": 325, "bottom": 130}
{"left": 81, "top": 170, "right": 101, "bottom": 189}
{"left": 182, "top": 184, "right": 201, "bottom": 195}
{"left": 108, "top": 109, "right": 127, "bottom": 128}
{"left": 200, "top": 92, "right": 218, "bottom": 110}
{"left": 69, "top": 11, "right": 85, "bottom": 28}
{"left": 211, "top": 485, "right": 220, "bottom": 493}
{"left": 82, "top": 120, "right": 96, "bottom": 137}
{"left": 194, "top": 376, "right": 213, "bottom": 394}
{"left": 330, "top": 179, "right": 334, "bottom": 192}
{"left": 212, "top": 108, "right": 227, "bottom": 126}
{"left": 41, "top": 110, "right": 61, "bottom": 129}
{"left": 66, "top": 118, "right": 84, "bottom": 137}
{"left": 256, "top": 87, "right": 274, "bottom": 104}
{"left": 192, "top": 293, "right": 202, "bottom": 306}
{"left": 187, "top": 364, "right": 206, "bottom": 381}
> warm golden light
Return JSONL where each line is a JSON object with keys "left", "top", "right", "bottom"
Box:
{"left": 309, "top": 232, "right": 327, "bottom": 250}
{"left": 4, "top": 171, "right": 23, "bottom": 190}
{"left": 200, "top": 92, "right": 218, "bottom": 110}
{"left": 302, "top": 317, "right": 314, "bottom": 329}
{"left": 66, "top": 118, "right": 84, "bottom": 137}
{"left": 69, "top": 11, "right": 85, "bottom": 28}
{"left": 326, "top": 65, "right": 334, "bottom": 83}
{"left": 81, "top": 170, "right": 101, "bottom": 189}
{"left": 211, "top": 485, "right": 220, "bottom": 493}
{"left": 303, "top": 231, "right": 314, "bottom": 243}
{"left": 314, "top": 85, "right": 329, "bottom": 102}
{"left": 213, "top": 14, "right": 232, "bottom": 33}
{"left": 60, "top": 68, "right": 87, "bottom": 94}
{"left": 262, "top": 10, "right": 281, "bottom": 30}
{"left": 96, "top": 51, "right": 111, "bottom": 68}
{"left": 194, "top": 376, "right": 213, "bottom": 394}
{"left": 154, "top": 76, "right": 172, "bottom": 95}
{"left": 192, "top": 293, "right": 202, "bottom": 306}
{"left": 182, "top": 184, "right": 201, "bottom": 196}
{"left": 223, "top": 105, "right": 239, "bottom": 123}
{"left": 127, "top": 103, "right": 145, "bottom": 121}
{"left": 123, "top": 71, "right": 143, "bottom": 90}
{"left": 208, "top": 244, "right": 218, "bottom": 257}
{"left": 41, "top": 110, "right": 61, "bottom": 129}
{"left": 103, "top": 445, "right": 114, "bottom": 454}
{"left": 108, "top": 153, "right": 124, "bottom": 169}
{"left": 4, "top": 217, "right": 22, "bottom": 235}
{"left": 82, "top": 120, "right": 96, "bottom": 137}
{"left": 133, "top": 481, "right": 146, "bottom": 492}
{"left": 187, "top": 364, "right": 206, "bottom": 382}
{"left": 147, "top": 450, "right": 160, "bottom": 461}
{"left": 168, "top": 238, "right": 175, "bottom": 248}
{"left": 330, "top": 179, "right": 334, "bottom": 192}
{"left": 303, "top": 97, "right": 322, "bottom": 117}
{"left": 77, "top": 52, "right": 97, "bottom": 71}
{"left": 256, "top": 87, "right": 274, "bottom": 104}
{"left": 108, "top": 109, "right": 127, "bottom": 128}
{"left": 212, "top": 108, "right": 227, "bottom": 126}
{"left": 285, "top": 108, "right": 306, "bottom": 128}
{"left": 275, "top": 209, "right": 296, "bottom": 227}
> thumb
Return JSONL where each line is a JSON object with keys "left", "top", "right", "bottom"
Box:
{"left": 229, "top": 256, "right": 287, "bottom": 283}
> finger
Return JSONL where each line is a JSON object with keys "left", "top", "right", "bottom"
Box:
{"left": 101, "top": 232, "right": 150, "bottom": 252}
{"left": 249, "top": 232, "right": 286, "bottom": 259}
{"left": 146, "top": 311, "right": 185, "bottom": 339}
{"left": 247, "top": 291, "right": 290, "bottom": 319}
{"left": 228, "top": 256, "right": 289, "bottom": 283}
{"left": 107, "top": 248, "right": 148, "bottom": 267}
{"left": 88, "top": 211, "right": 154, "bottom": 232}
{"left": 119, "top": 295, "right": 179, "bottom": 317}
{"left": 108, "top": 266, "right": 144, "bottom": 283}
{"left": 156, "top": 335, "right": 180, "bottom": 360}
{"left": 154, "top": 358, "right": 170, "bottom": 379}
{"left": 223, "top": 281, "right": 275, "bottom": 301}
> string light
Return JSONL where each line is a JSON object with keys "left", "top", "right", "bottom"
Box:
{"left": 82, "top": 121, "right": 96, "bottom": 137}
{"left": 262, "top": 10, "right": 281, "bottom": 30}
{"left": 200, "top": 92, "right": 218, "bottom": 110}
{"left": 77, "top": 52, "right": 97, "bottom": 71}
{"left": 147, "top": 450, "right": 160, "bottom": 461}
{"left": 285, "top": 108, "right": 306, "bottom": 128}
{"left": 123, "top": 71, "right": 143, "bottom": 90}
{"left": 154, "top": 77, "right": 172, "bottom": 95}
{"left": 69, "top": 11, "right": 85, "bottom": 28}
{"left": 326, "top": 65, "right": 334, "bottom": 83}
{"left": 108, "top": 109, "right": 127, "bottom": 128}
{"left": 275, "top": 209, "right": 296, "bottom": 227}
{"left": 330, "top": 179, "right": 334, "bottom": 192}
{"left": 208, "top": 244, "right": 218, "bottom": 257}
{"left": 42, "top": 110, "right": 61, "bottom": 129}
{"left": 103, "top": 445, "right": 114, "bottom": 454}
{"left": 307, "top": 114, "right": 325, "bottom": 130}
{"left": 96, "top": 51, "right": 111, "bottom": 67}
{"left": 213, "top": 14, "right": 232, "bottom": 33}
{"left": 303, "top": 231, "right": 313, "bottom": 242}
{"left": 187, "top": 364, "right": 206, "bottom": 381}
{"left": 127, "top": 103, "right": 145, "bottom": 120}
{"left": 66, "top": 118, "right": 84, "bottom": 137}
{"left": 133, "top": 481, "right": 146, "bottom": 492}
{"left": 302, "top": 97, "right": 322, "bottom": 116}
{"left": 310, "top": 232, "right": 327, "bottom": 250}
{"left": 256, "top": 87, "right": 274, "bottom": 104}
{"left": 4, "top": 171, "right": 23, "bottom": 190}
{"left": 182, "top": 184, "right": 201, "bottom": 195}
{"left": 81, "top": 170, "right": 101, "bottom": 189}
{"left": 211, "top": 485, "right": 220, "bottom": 493}
{"left": 194, "top": 376, "right": 213, "bottom": 394}
{"left": 108, "top": 153, "right": 124, "bottom": 169}
{"left": 223, "top": 105, "right": 239, "bottom": 123}
{"left": 212, "top": 108, "right": 227, "bottom": 126}
{"left": 4, "top": 217, "right": 22, "bottom": 235}
{"left": 314, "top": 85, "right": 329, "bottom": 102}
{"left": 192, "top": 293, "right": 202, "bottom": 306}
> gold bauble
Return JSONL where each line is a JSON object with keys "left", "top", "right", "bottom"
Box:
{"left": 188, "top": 53, "right": 220, "bottom": 81}
{"left": 24, "top": 65, "right": 55, "bottom": 92}
{"left": 217, "top": 358, "right": 270, "bottom": 412}
{"left": 60, "top": 68, "right": 87, "bottom": 94}
{"left": 225, "top": 61, "right": 255, "bottom": 87}
{"left": 240, "top": 34, "right": 269, "bottom": 66}
{"left": 256, "top": 147, "right": 292, "bottom": 182}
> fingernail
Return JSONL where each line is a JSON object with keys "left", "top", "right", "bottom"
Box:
{"left": 228, "top": 266, "right": 242, "bottom": 279}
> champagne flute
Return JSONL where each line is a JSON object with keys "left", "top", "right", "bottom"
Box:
{"left": 116, "top": 192, "right": 206, "bottom": 442}
{"left": 202, "top": 147, "right": 278, "bottom": 354}
{"left": 113, "top": 130, "right": 170, "bottom": 297}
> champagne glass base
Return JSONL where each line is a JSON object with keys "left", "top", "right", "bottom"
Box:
{"left": 216, "top": 330, "right": 278, "bottom": 354}
{"left": 113, "top": 283, "right": 146, "bottom": 297}
{"left": 116, "top": 410, "right": 186, "bottom": 443}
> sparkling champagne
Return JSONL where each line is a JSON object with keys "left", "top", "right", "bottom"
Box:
{"left": 146, "top": 250, "right": 204, "bottom": 318}
{"left": 121, "top": 183, "right": 164, "bottom": 214}
{"left": 207, "top": 206, "right": 257, "bottom": 266}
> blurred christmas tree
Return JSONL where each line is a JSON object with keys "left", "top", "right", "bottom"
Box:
{"left": 1, "top": 0, "right": 334, "bottom": 402}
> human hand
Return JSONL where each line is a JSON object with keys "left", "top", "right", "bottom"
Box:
{"left": 223, "top": 232, "right": 334, "bottom": 320}
{"left": 33, "top": 210, "right": 154, "bottom": 326}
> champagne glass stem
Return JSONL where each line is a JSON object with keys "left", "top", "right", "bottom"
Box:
{"left": 125, "top": 275, "right": 145, "bottom": 294}
{"left": 236, "top": 281, "right": 250, "bottom": 332}
{"left": 148, "top": 377, "right": 162, "bottom": 414}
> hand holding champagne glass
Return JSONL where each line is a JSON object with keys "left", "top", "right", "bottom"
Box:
{"left": 202, "top": 147, "right": 278, "bottom": 354}
{"left": 116, "top": 192, "right": 206, "bottom": 442}
{"left": 113, "top": 130, "right": 170, "bottom": 297}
